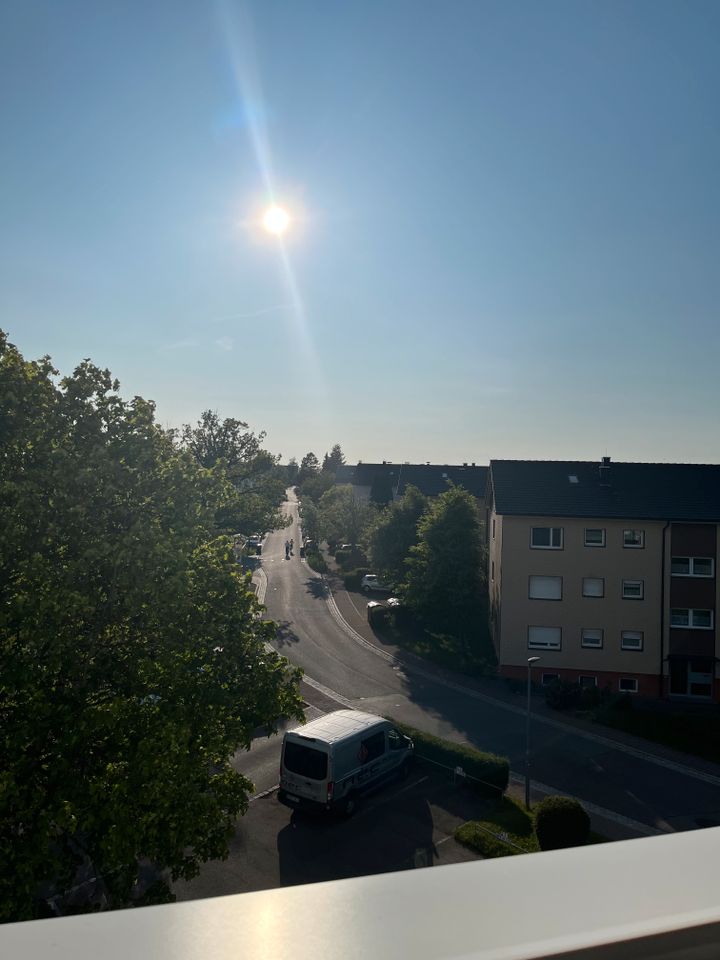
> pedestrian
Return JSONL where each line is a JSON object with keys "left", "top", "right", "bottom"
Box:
{"left": 285, "top": 539, "right": 290, "bottom": 560}
{"left": 290, "top": 537, "right": 294, "bottom": 555}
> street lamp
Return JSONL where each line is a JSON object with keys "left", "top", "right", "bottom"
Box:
{"left": 525, "top": 656, "right": 541, "bottom": 809}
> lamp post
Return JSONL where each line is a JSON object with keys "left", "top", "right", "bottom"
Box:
{"left": 525, "top": 656, "right": 541, "bottom": 809}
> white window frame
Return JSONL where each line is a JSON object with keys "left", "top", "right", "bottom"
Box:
{"left": 528, "top": 575, "right": 563, "bottom": 600}
{"left": 619, "top": 677, "right": 638, "bottom": 694}
{"left": 528, "top": 626, "right": 562, "bottom": 650}
{"left": 621, "top": 631, "right": 644, "bottom": 651}
{"left": 584, "top": 528, "right": 606, "bottom": 548}
{"left": 579, "top": 675, "right": 597, "bottom": 689}
{"left": 581, "top": 628, "right": 603, "bottom": 648}
{"left": 671, "top": 556, "right": 715, "bottom": 578}
{"left": 622, "top": 579, "right": 644, "bottom": 600}
{"left": 530, "top": 527, "right": 563, "bottom": 550}
{"left": 582, "top": 577, "right": 605, "bottom": 598}
{"left": 670, "top": 608, "right": 714, "bottom": 630}
{"left": 623, "top": 529, "right": 645, "bottom": 549}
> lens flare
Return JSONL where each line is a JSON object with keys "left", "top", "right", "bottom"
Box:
{"left": 262, "top": 205, "right": 291, "bottom": 235}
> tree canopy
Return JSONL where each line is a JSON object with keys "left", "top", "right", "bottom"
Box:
{"left": 180, "top": 410, "right": 288, "bottom": 535}
{"left": 0, "top": 332, "right": 303, "bottom": 920}
{"left": 364, "top": 485, "right": 428, "bottom": 585}
{"left": 321, "top": 443, "right": 345, "bottom": 473}
{"left": 317, "top": 484, "right": 376, "bottom": 547}
{"left": 404, "top": 485, "right": 486, "bottom": 631}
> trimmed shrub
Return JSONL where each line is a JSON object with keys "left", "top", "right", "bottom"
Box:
{"left": 389, "top": 719, "right": 509, "bottom": 796}
{"left": 455, "top": 798, "right": 538, "bottom": 857}
{"left": 534, "top": 796, "right": 591, "bottom": 850}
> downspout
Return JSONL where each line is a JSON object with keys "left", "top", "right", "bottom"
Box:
{"left": 659, "top": 520, "right": 671, "bottom": 698}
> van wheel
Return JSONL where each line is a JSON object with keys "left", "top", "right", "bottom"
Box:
{"left": 342, "top": 794, "right": 359, "bottom": 817}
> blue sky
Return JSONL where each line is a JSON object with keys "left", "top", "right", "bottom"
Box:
{"left": 2, "top": 1, "right": 719, "bottom": 465}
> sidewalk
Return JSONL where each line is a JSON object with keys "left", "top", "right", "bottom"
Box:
{"left": 321, "top": 551, "right": 720, "bottom": 784}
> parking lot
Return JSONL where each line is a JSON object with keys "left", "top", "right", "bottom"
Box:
{"left": 172, "top": 765, "right": 487, "bottom": 902}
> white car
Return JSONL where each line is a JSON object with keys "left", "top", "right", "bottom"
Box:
{"left": 361, "top": 574, "right": 392, "bottom": 593}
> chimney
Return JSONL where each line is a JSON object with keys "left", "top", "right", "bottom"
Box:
{"left": 463, "top": 462, "right": 468, "bottom": 467}
{"left": 599, "top": 456, "right": 611, "bottom": 487}
{"left": 471, "top": 462, "right": 476, "bottom": 466}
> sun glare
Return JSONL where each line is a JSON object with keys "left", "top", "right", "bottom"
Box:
{"left": 262, "top": 204, "right": 291, "bottom": 236}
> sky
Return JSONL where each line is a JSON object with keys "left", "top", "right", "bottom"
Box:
{"left": 1, "top": 0, "right": 719, "bottom": 466}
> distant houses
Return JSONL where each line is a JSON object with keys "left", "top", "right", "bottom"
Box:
{"left": 335, "top": 461, "right": 488, "bottom": 508}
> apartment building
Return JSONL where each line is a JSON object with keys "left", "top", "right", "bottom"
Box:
{"left": 486, "top": 458, "right": 720, "bottom": 701}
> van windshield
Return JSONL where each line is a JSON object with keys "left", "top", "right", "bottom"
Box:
{"left": 284, "top": 741, "right": 328, "bottom": 780}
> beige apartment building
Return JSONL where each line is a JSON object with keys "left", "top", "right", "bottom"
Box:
{"left": 486, "top": 458, "right": 720, "bottom": 701}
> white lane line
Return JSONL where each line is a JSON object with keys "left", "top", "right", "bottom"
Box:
{"left": 323, "top": 586, "right": 720, "bottom": 789}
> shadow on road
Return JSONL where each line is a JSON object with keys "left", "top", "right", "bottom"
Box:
{"left": 276, "top": 781, "right": 438, "bottom": 886}
{"left": 273, "top": 620, "right": 301, "bottom": 648}
{"left": 304, "top": 578, "right": 327, "bottom": 600}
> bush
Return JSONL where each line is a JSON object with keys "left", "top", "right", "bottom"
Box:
{"left": 305, "top": 549, "right": 327, "bottom": 574}
{"left": 534, "top": 796, "right": 591, "bottom": 850}
{"left": 388, "top": 719, "right": 509, "bottom": 796}
{"left": 545, "top": 680, "right": 609, "bottom": 711}
{"left": 343, "top": 567, "right": 371, "bottom": 590}
{"left": 455, "top": 798, "right": 538, "bottom": 857}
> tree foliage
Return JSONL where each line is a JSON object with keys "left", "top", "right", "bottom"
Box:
{"left": 0, "top": 332, "right": 303, "bottom": 920}
{"left": 364, "top": 485, "right": 428, "bottom": 585}
{"left": 298, "top": 451, "right": 320, "bottom": 484}
{"left": 321, "top": 443, "right": 345, "bottom": 473}
{"left": 404, "top": 485, "right": 486, "bottom": 629}
{"left": 180, "top": 410, "right": 288, "bottom": 535}
{"left": 318, "top": 484, "right": 376, "bottom": 547}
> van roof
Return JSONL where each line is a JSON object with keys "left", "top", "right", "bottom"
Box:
{"left": 286, "top": 709, "right": 385, "bottom": 745}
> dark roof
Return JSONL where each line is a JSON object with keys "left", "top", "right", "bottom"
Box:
{"left": 339, "top": 462, "right": 488, "bottom": 499}
{"left": 489, "top": 460, "right": 720, "bottom": 522}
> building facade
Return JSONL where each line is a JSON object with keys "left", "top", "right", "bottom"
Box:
{"left": 487, "top": 458, "right": 720, "bottom": 701}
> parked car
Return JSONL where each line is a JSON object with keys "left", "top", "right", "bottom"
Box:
{"left": 361, "top": 574, "right": 392, "bottom": 592}
{"left": 278, "top": 710, "right": 414, "bottom": 815}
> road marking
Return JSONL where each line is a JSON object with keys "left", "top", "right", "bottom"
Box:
{"left": 322, "top": 585, "right": 720, "bottom": 790}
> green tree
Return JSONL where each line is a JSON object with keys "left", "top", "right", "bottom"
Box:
{"left": 180, "top": 410, "right": 288, "bottom": 535}
{"left": 364, "top": 485, "right": 428, "bottom": 585}
{"left": 300, "top": 470, "right": 336, "bottom": 504}
{"left": 321, "top": 443, "right": 346, "bottom": 473}
{"left": 285, "top": 457, "right": 299, "bottom": 485}
{"left": 404, "top": 485, "right": 486, "bottom": 630}
{"left": 298, "top": 451, "right": 320, "bottom": 484}
{"left": 0, "top": 333, "right": 303, "bottom": 920}
{"left": 318, "top": 484, "right": 376, "bottom": 547}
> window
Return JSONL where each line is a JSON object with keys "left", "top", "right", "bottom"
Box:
{"left": 283, "top": 742, "right": 328, "bottom": 780}
{"left": 584, "top": 528, "right": 605, "bottom": 547}
{"left": 530, "top": 527, "right": 563, "bottom": 549}
{"left": 581, "top": 628, "right": 603, "bottom": 648}
{"left": 360, "top": 731, "right": 386, "bottom": 763}
{"left": 623, "top": 529, "right": 645, "bottom": 548}
{"left": 491, "top": 561, "right": 495, "bottom": 582}
{"left": 622, "top": 579, "right": 644, "bottom": 599}
{"left": 621, "top": 631, "right": 643, "bottom": 651}
{"left": 542, "top": 673, "right": 560, "bottom": 686}
{"left": 528, "top": 626, "right": 561, "bottom": 650}
{"left": 670, "top": 608, "right": 714, "bottom": 629}
{"left": 579, "top": 675, "right": 597, "bottom": 688}
{"left": 583, "top": 577, "right": 604, "bottom": 598}
{"left": 492, "top": 518, "right": 496, "bottom": 540}
{"left": 619, "top": 677, "right": 638, "bottom": 693}
{"left": 671, "top": 557, "right": 714, "bottom": 577}
{"left": 529, "top": 575, "right": 562, "bottom": 600}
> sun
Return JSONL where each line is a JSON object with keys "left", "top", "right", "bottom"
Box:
{"left": 262, "top": 204, "right": 291, "bottom": 236}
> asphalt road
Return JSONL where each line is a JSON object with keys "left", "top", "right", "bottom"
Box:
{"left": 259, "top": 490, "right": 720, "bottom": 835}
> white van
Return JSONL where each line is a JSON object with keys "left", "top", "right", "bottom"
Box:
{"left": 278, "top": 710, "right": 414, "bottom": 815}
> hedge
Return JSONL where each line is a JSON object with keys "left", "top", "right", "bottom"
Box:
{"left": 389, "top": 719, "right": 509, "bottom": 796}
